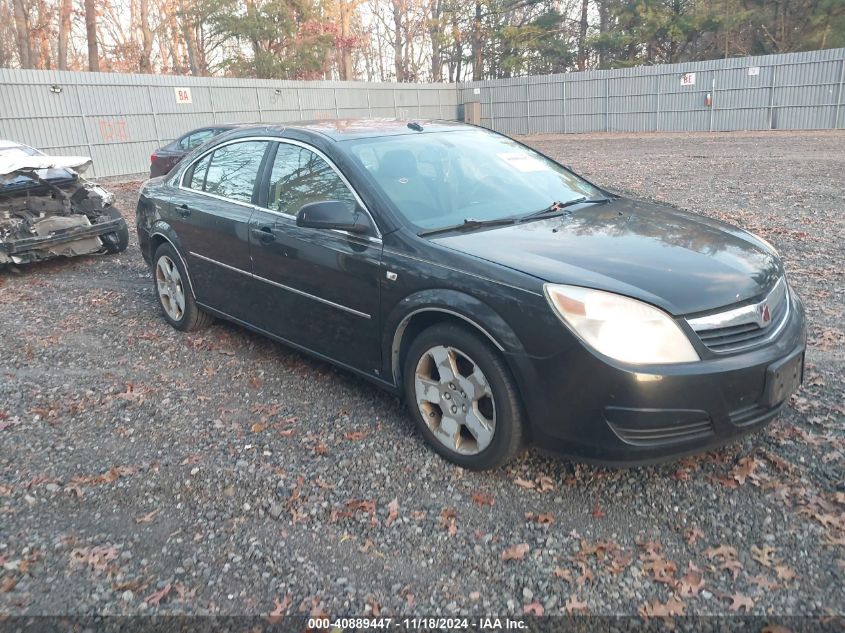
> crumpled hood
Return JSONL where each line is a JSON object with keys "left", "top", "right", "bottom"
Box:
{"left": 431, "top": 198, "right": 782, "bottom": 316}
{"left": 0, "top": 155, "right": 92, "bottom": 178}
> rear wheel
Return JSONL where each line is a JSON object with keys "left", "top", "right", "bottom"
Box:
{"left": 403, "top": 323, "right": 525, "bottom": 470}
{"left": 100, "top": 206, "right": 129, "bottom": 253}
{"left": 152, "top": 243, "right": 212, "bottom": 331}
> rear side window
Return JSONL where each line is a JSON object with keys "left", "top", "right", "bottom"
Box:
{"left": 266, "top": 143, "right": 356, "bottom": 216}
{"left": 193, "top": 141, "right": 268, "bottom": 203}
{"left": 187, "top": 154, "right": 211, "bottom": 190}
{"left": 179, "top": 129, "right": 216, "bottom": 151}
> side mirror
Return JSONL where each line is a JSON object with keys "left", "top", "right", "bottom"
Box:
{"left": 295, "top": 201, "right": 370, "bottom": 234}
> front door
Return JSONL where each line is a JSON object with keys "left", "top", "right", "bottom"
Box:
{"left": 248, "top": 141, "right": 383, "bottom": 375}
{"left": 169, "top": 139, "right": 270, "bottom": 319}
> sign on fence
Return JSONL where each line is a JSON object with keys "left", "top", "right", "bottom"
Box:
{"left": 174, "top": 88, "right": 193, "bottom": 104}
{"left": 681, "top": 73, "right": 696, "bottom": 86}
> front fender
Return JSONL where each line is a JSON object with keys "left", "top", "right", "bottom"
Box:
{"left": 383, "top": 288, "right": 528, "bottom": 388}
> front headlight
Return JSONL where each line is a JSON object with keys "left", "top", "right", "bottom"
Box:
{"left": 544, "top": 284, "right": 700, "bottom": 364}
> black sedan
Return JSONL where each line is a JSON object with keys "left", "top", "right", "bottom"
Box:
{"left": 149, "top": 125, "right": 237, "bottom": 177}
{"left": 136, "top": 120, "right": 805, "bottom": 470}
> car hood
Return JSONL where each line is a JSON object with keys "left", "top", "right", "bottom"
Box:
{"left": 431, "top": 198, "right": 782, "bottom": 316}
{"left": 0, "top": 155, "right": 92, "bottom": 177}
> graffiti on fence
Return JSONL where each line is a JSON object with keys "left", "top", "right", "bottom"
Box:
{"left": 98, "top": 119, "right": 129, "bottom": 142}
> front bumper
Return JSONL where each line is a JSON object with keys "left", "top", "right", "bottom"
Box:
{"left": 0, "top": 216, "right": 126, "bottom": 264}
{"left": 512, "top": 293, "right": 807, "bottom": 466}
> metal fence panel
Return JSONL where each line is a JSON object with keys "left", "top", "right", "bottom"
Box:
{"left": 0, "top": 70, "right": 459, "bottom": 177}
{"left": 459, "top": 48, "right": 845, "bottom": 136}
{"left": 1, "top": 48, "right": 843, "bottom": 177}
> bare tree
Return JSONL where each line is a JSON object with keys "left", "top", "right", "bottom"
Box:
{"left": 84, "top": 0, "right": 99, "bottom": 71}
{"left": 57, "top": 0, "right": 72, "bottom": 69}
{"left": 11, "top": 0, "right": 31, "bottom": 68}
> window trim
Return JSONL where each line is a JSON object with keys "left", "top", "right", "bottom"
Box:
{"left": 176, "top": 135, "right": 382, "bottom": 241}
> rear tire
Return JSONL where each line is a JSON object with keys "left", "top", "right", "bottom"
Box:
{"left": 403, "top": 322, "right": 525, "bottom": 470}
{"left": 152, "top": 243, "right": 213, "bottom": 332}
{"left": 101, "top": 206, "right": 129, "bottom": 253}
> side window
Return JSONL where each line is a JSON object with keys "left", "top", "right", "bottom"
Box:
{"left": 185, "top": 153, "right": 211, "bottom": 190}
{"left": 203, "top": 141, "right": 269, "bottom": 203}
{"left": 180, "top": 129, "right": 215, "bottom": 151}
{"left": 266, "top": 143, "right": 357, "bottom": 216}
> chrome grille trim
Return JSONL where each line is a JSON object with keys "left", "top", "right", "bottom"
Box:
{"left": 687, "top": 277, "right": 790, "bottom": 354}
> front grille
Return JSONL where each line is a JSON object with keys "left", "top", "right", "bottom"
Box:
{"left": 687, "top": 277, "right": 789, "bottom": 354}
{"left": 608, "top": 419, "right": 714, "bottom": 447}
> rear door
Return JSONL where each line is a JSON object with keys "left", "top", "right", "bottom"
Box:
{"left": 248, "top": 140, "right": 383, "bottom": 375}
{"left": 168, "top": 139, "right": 271, "bottom": 319}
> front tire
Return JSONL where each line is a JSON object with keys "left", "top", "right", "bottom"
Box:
{"left": 403, "top": 323, "right": 525, "bottom": 470}
{"left": 101, "top": 206, "right": 129, "bottom": 253}
{"left": 152, "top": 243, "right": 212, "bottom": 332}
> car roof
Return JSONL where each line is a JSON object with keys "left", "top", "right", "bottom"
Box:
{"left": 233, "top": 119, "right": 473, "bottom": 141}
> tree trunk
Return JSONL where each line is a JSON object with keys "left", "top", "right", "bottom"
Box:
{"left": 597, "top": 0, "right": 608, "bottom": 68}
{"left": 428, "top": 0, "right": 443, "bottom": 82}
{"left": 11, "top": 0, "right": 31, "bottom": 68}
{"left": 179, "top": 0, "right": 200, "bottom": 75}
{"left": 577, "top": 0, "right": 589, "bottom": 70}
{"left": 392, "top": 0, "right": 404, "bottom": 81}
{"left": 471, "top": 1, "right": 482, "bottom": 80}
{"left": 139, "top": 0, "right": 153, "bottom": 72}
{"left": 84, "top": 0, "right": 99, "bottom": 71}
{"left": 339, "top": 0, "right": 355, "bottom": 80}
{"left": 57, "top": 0, "right": 71, "bottom": 69}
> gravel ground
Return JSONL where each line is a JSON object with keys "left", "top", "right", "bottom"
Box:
{"left": 1, "top": 131, "right": 843, "bottom": 620}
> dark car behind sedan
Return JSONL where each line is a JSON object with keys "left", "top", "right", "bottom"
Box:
{"left": 149, "top": 125, "right": 237, "bottom": 177}
{"left": 135, "top": 120, "right": 805, "bottom": 470}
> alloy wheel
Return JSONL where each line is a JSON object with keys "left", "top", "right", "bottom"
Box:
{"left": 155, "top": 255, "right": 186, "bottom": 322}
{"left": 414, "top": 345, "right": 496, "bottom": 455}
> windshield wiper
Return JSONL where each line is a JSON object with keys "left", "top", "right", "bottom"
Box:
{"left": 418, "top": 217, "right": 517, "bottom": 237}
{"left": 520, "top": 196, "right": 611, "bottom": 221}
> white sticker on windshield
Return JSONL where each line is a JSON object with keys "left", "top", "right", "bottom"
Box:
{"left": 496, "top": 152, "right": 548, "bottom": 173}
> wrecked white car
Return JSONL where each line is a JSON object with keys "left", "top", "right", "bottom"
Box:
{"left": 0, "top": 140, "right": 128, "bottom": 266}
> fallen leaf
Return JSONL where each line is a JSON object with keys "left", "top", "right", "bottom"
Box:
{"left": 705, "top": 544, "right": 738, "bottom": 560}
{"left": 523, "top": 602, "right": 544, "bottom": 616}
{"left": 536, "top": 475, "right": 555, "bottom": 492}
{"left": 591, "top": 504, "right": 605, "bottom": 518}
{"left": 775, "top": 565, "right": 798, "bottom": 582}
{"left": 386, "top": 498, "right": 399, "bottom": 527}
{"left": 726, "top": 592, "right": 754, "bottom": 612}
{"left": 676, "top": 565, "right": 705, "bottom": 597}
{"left": 0, "top": 576, "right": 16, "bottom": 593}
{"left": 501, "top": 543, "right": 530, "bottom": 562}
{"left": 250, "top": 422, "right": 267, "bottom": 433}
{"left": 553, "top": 566, "right": 573, "bottom": 582}
{"left": 751, "top": 545, "right": 779, "bottom": 567}
{"left": 683, "top": 526, "right": 704, "bottom": 545}
{"left": 344, "top": 431, "right": 368, "bottom": 441}
{"left": 525, "top": 511, "right": 554, "bottom": 525}
{"left": 564, "top": 594, "right": 588, "bottom": 614}
{"left": 135, "top": 509, "right": 159, "bottom": 524}
{"left": 639, "top": 597, "right": 685, "bottom": 618}
{"left": 145, "top": 583, "right": 172, "bottom": 607}
{"left": 514, "top": 477, "right": 535, "bottom": 490}
{"left": 471, "top": 492, "right": 495, "bottom": 506}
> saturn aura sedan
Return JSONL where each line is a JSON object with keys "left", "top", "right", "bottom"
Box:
{"left": 136, "top": 120, "right": 805, "bottom": 470}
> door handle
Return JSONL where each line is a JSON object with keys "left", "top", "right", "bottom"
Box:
{"left": 251, "top": 226, "right": 276, "bottom": 244}
{"left": 178, "top": 204, "right": 191, "bottom": 218}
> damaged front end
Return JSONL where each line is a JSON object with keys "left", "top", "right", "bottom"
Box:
{"left": 0, "top": 159, "right": 128, "bottom": 266}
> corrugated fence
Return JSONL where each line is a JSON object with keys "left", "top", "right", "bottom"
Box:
{"left": 458, "top": 48, "right": 845, "bottom": 135}
{"left": 0, "top": 70, "right": 458, "bottom": 177}
{"left": 1, "top": 47, "right": 844, "bottom": 177}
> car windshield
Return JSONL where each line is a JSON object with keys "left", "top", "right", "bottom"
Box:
{"left": 345, "top": 129, "right": 603, "bottom": 232}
